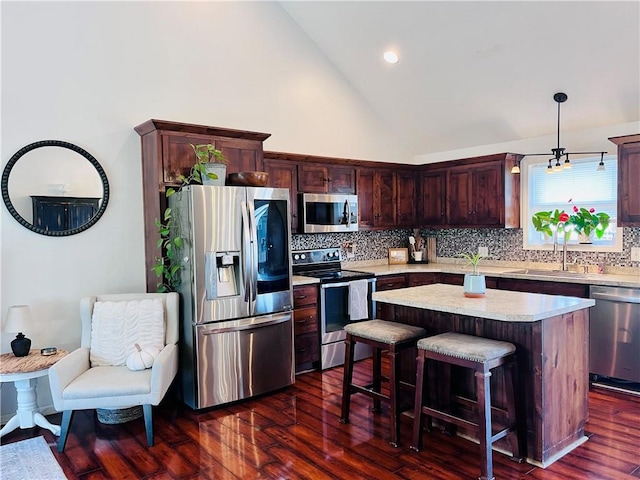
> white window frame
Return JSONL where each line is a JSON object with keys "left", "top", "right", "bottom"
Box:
{"left": 521, "top": 155, "right": 622, "bottom": 252}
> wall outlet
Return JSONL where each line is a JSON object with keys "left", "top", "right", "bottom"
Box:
{"left": 478, "top": 246, "right": 489, "bottom": 256}
{"left": 631, "top": 247, "right": 640, "bottom": 262}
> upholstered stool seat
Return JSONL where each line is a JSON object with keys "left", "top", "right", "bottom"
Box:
{"left": 340, "top": 320, "right": 426, "bottom": 447}
{"left": 411, "top": 332, "right": 524, "bottom": 480}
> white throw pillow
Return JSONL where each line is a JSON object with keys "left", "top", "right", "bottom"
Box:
{"left": 90, "top": 298, "right": 165, "bottom": 367}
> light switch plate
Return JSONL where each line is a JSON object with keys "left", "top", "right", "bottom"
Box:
{"left": 631, "top": 247, "right": 640, "bottom": 262}
{"left": 478, "top": 246, "right": 489, "bottom": 256}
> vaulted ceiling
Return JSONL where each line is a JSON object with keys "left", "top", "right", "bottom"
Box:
{"left": 279, "top": 1, "right": 640, "bottom": 157}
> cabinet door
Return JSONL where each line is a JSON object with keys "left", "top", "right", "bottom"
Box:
{"left": 471, "top": 162, "right": 503, "bottom": 226}
{"left": 298, "top": 164, "right": 328, "bottom": 193}
{"left": 356, "top": 168, "right": 375, "bottom": 228}
{"left": 328, "top": 166, "right": 356, "bottom": 193}
{"left": 163, "top": 134, "right": 214, "bottom": 184}
{"left": 376, "top": 170, "right": 397, "bottom": 227}
{"left": 420, "top": 170, "right": 447, "bottom": 226}
{"left": 397, "top": 171, "right": 417, "bottom": 227}
{"left": 215, "top": 137, "right": 262, "bottom": 176}
{"left": 618, "top": 142, "right": 640, "bottom": 226}
{"left": 264, "top": 159, "right": 299, "bottom": 232}
{"left": 447, "top": 168, "right": 472, "bottom": 225}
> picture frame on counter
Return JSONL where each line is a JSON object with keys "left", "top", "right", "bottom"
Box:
{"left": 388, "top": 248, "right": 409, "bottom": 265}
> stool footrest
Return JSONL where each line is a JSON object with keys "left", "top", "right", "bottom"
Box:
{"left": 351, "top": 384, "right": 388, "bottom": 403}
{"left": 420, "top": 406, "right": 477, "bottom": 431}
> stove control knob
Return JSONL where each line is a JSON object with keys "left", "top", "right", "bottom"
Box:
{"left": 300, "top": 253, "right": 306, "bottom": 259}
{"left": 293, "top": 254, "right": 300, "bottom": 261}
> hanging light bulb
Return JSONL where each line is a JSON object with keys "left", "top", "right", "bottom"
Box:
{"left": 546, "top": 159, "right": 554, "bottom": 174}
{"left": 510, "top": 159, "right": 520, "bottom": 174}
{"left": 597, "top": 152, "right": 606, "bottom": 171}
{"left": 563, "top": 153, "right": 572, "bottom": 169}
{"left": 553, "top": 158, "right": 563, "bottom": 172}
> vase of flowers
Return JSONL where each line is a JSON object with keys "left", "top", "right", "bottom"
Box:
{"left": 567, "top": 200, "right": 610, "bottom": 242}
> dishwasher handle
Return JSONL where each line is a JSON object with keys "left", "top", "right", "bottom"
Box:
{"left": 590, "top": 292, "right": 640, "bottom": 304}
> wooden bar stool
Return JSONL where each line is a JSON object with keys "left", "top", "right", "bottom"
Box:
{"left": 411, "top": 332, "right": 524, "bottom": 480}
{"left": 340, "top": 319, "right": 426, "bottom": 447}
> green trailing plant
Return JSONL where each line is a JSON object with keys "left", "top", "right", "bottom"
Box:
{"left": 568, "top": 202, "right": 610, "bottom": 239}
{"left": 458, "top": 252, "right": 485, "bottom": 276}
{"left": 531, "top": 209, "right": 569, "bottom": 238}
{"left": 152, "top": 144, "right": 225, "bottom": 292}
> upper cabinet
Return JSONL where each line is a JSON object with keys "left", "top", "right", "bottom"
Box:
{"left": 609, "top": 134, "right": 640, "bottom": 227}
{"left": 298, "top": 163, "right": 355, "bottom": 194}
{"left": 135, "top": 119, "right": 271, "bottom": 292}
{"left": 263, "top": 157, "right": 299, "bottom": 232}
{"left": 357, "top": 168, "right": 396, "bottom": 229}
{"left": 420, "top": 153, "right": 521, "bottom": 228}
{"left": 396, "top": 170, "right": 418, "bottom": 227}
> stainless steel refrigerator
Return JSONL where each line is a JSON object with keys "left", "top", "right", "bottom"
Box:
{"left": 170, "top": 185, "right": 294, "bottom": 410}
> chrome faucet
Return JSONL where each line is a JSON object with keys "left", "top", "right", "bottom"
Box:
{"left": 553, "top": 231, "right": 569, "bottom": 271}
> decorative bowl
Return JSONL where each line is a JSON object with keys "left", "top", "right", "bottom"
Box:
{"left": 227, "top": 171, "right": 270, "bottom": 187}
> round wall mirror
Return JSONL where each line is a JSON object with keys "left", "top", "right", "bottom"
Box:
{"left": 1, "top": 140, "right": 110, "bottom": 236}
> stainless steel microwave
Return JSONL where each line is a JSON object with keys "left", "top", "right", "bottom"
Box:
{"left": 300, "top": 193, "right": 358, "bottom": 233}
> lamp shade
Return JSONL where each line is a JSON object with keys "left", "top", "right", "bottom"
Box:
{"left": 4, "top": 305, "right": 34, "bottom": 333}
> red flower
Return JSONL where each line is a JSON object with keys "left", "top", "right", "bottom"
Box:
{"left": 559, "top": 212, "right": 570, "bottom": 222}
{"left": 589, "top": 208, "right": 595, "bottom": 213}
{"left": 573, "top": 206, "right": 579, "bottom": 213}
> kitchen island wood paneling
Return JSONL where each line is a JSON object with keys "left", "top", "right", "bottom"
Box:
{"left": 373, "top": 283, "right": 595, "bottom": 467}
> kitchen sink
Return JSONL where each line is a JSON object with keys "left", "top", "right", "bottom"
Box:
{"left": 509, "top": 269, "right": 590, "bottom": 278}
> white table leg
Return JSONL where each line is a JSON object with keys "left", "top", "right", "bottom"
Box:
{"left": 33, "top": 412, "right": 61, "bottom": 436}
{"left": 0, "top": 377, "right": 62, "bottom": 437}
{"left": 0, "top": 414, "right": 20, "bottom": 437}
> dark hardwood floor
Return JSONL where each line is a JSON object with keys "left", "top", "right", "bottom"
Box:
{"left": 2, "top": 359, "right": 640, "bottom": 479}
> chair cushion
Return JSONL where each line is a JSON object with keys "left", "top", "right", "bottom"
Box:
{"left": 417, "top": 332, "right": 516, "bottom": 363}
{"left": 90, "top": 299, "right": 165, "bottom": 367}
{"left": 345, "top": 319, "right": 426, "bottom": 344}
{"left": 62, "top": 366, "right": 152, "bottom": 399}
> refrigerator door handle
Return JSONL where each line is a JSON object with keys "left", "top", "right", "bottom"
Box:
{"left": 241, "top": 200, "right": 252, "bottom": 303}
{"left": 247, "top": 198, "right": 258, "bottom": 303}
{"left": 200, "top": 313, "right": 291, "bottom": 334}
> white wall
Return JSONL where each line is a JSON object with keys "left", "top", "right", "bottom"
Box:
{"left": 0, "top": 1, "right": 411, "bottom": 419}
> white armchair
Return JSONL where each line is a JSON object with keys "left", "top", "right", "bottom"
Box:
{"left": 48, "top": 293, "right": 179, "bottom": 452}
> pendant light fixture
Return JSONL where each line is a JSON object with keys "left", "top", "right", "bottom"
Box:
{"left": 514, "top": 92, "right": 607, "bottom": 174}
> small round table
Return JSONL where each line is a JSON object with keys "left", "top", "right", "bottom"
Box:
{"left": 0, "top": 349, "right": 67, "bottom": 438}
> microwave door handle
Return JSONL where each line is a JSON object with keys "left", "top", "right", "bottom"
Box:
{"left": 241, "top": 200, "right": 251, "bottom": 303}
{"left": 343, "top": 198, "right": 349, "bottom": 225}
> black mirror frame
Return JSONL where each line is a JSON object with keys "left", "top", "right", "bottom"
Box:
{"left": 1, "top": 140, "right": 110, "bottom": 236}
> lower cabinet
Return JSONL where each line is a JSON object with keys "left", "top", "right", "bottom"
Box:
{"left": 375, "top": 274, "right": 407, "bottom": 320}
{"left": 293, "top": 284, "right": 320, "bottom": 372}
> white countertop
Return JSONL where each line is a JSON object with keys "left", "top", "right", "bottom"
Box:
{"left": 373, "top": 283, "right": 595, "bottom": 322}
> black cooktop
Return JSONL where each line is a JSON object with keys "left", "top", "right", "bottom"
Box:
{"left": 291, "top": 247, "right": 374, "bottom": 284}
{"left": 302, "top": 268, "right": 374, "bottom": 283}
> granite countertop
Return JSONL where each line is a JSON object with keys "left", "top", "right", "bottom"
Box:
{"left": 292, "top": 275, "right": 320, "bottom": 286}
{"left": 342, "top": 262, "right": 640, "bottom": 288}
{"left": 373, "top": 283, "right": 595, "bottom": 322}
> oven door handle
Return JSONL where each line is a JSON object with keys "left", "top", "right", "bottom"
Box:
{"left": 321, "top": 279, "right": 374, "bottom": 289}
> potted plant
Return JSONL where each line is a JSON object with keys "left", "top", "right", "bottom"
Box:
{"left": 152, "top": 147, "right": 225, "bottom": 292}
{"left": 568, "top": 202, "right": 610, "bottom": 243}
{"left": 459, "top": 252, "right": 486, "bottom": 297}
{"left": 190, "top": 143, "right": 227, "bottom": 186}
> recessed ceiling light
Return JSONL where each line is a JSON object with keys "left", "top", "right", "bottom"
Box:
{"left": 383, "top": 51, "right": 399, "bottom": 64}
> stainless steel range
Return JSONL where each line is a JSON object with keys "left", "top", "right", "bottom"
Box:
{"left": 292, "top": 248, "right": 376, "bottom": 369}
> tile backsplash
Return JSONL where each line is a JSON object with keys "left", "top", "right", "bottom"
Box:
{"left": 292, "top": 227, "right": 640, "bottom": 268}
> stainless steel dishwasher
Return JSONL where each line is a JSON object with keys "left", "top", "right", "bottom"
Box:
{"left": 589, "top": 285, "right": 640, "bottom": 390}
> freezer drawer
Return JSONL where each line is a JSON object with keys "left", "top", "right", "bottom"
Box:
{"left": 193, "top": 312, "right": 294, "bottom": 409}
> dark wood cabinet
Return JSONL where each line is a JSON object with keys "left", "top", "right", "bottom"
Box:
{"left": 263, "top": 158, "right": 299, "bottom": 233}
{"left": 396, "top": 170, "right": 417, "bottom": 227}
{"left": 293, "top": 284, "right": 320, "bottom": 372}
{"left": 420, "top": 169, "right": 447, "bottom": 226}
{"left": 135, "top": 119, "right": 270, "bottom": 292}
{"left": 375, "top": 274, "right": 407, "bottom": 320}
{"left": 496, "top": 278, "right": 589, "bottom": 298}
{"left": 609, "top": 134, "right": 640, "bottom": 226}
{"left": 438, "top": 273, "right": 498, "bottom": 289}
{"left": 407, "top": 272, "right": 440, "bottom": 287}
{"left": 356, "top": 168, "right": 397, "bottom": 229}
{"left": 31, "top": 196, "right": 100, "bottom": 232}
{"left": 421, "top": 153, "right": 521, "bottom": 228}
{"left": 298, "top": 163, "right": 355, "bottom": 194}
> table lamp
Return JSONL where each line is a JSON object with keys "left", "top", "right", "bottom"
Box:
{"left": 4, "top": 305, "right": 34, "bottom": 357}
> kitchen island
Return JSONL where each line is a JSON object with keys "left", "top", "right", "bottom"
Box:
{"left": 373, "top": 283, "right": 595, "bottom": 467}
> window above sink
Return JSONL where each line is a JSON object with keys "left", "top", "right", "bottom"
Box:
{"left": 522, "top": 155, "right": 623, "bottom": 253}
